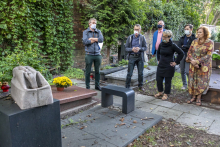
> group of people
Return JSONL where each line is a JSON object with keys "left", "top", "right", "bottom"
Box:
{"left": 83, "top": 18, "right": 214, "bottom": 106}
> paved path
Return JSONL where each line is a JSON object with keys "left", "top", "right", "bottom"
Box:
{"left": 71, "top": 79, "right": 220, "bottom": 136}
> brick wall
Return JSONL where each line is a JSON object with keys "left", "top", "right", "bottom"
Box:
{"left": 72, "top": 1, "right": 87, "bottom": 69}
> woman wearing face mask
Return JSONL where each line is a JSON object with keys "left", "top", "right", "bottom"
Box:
{"left": 154, "top": 30, "right": 184, "bottom": 100}
{"left": 187, "top": 26, "right": 213, "bottom": 106}
{"left": 178, "top": 24, "right": 196, "bottom": 90}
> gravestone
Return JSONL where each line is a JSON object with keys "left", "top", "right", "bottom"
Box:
{"left": 0, "top": 98, "right": 62, "bottom": 147}
{"left": 106, "top": 66, "right": 157, "bottom": 86}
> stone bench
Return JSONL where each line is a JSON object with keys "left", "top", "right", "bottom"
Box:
{"left": 101, "top": 85, "right": 135, "bottom": 114}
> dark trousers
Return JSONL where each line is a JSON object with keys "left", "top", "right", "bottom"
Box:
{"left": 125, "top": 55, "right": 144, "bottom": 88}
{"left": 156, "top": 75, "right": 172, "bottom": 94}
{"left": 85, "top": 54, "right": 102, "bottom": 89}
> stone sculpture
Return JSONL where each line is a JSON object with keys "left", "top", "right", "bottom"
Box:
{"left": 11, "top": 66, "right": 53, "bottom": 109}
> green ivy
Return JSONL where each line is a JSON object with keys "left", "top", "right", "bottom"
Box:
{"left": 0, "top": 0, "right": 76, "bottom": 71}
{"left": 0, "top": 49, "right": 52, "bottom": 83}
{"left": 80, "top": 0, "right": 146, "bottom": 61}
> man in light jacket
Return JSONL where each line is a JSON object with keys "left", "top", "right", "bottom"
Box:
{"left": 151, "top": 20, "right": 166, "bottom": 61}
{"left": 125, "top": 24, "right": 147, "bottom": 91}
{"left": 82, "top": 18, "right": 104, "bottom": 91}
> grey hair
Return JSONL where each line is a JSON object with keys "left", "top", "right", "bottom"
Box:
{"left": 158, "top": 20, "right": 165, "bottom": 26}
{"left": 89, "top": 18, "right": 97, "bottom": 24}
{"left": 163, "top": 30, "right": 173, "bottom": 37}
{"left": 134, "top": 24, "right": 141, "bottom": 29}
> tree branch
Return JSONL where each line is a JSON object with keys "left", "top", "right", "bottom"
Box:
{"left": 205, "top": 1, "right": 215, "bottom": 24}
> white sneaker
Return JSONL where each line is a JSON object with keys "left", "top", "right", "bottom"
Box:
{"left": 181, "top": 86, "right": 186, "bottom": 90}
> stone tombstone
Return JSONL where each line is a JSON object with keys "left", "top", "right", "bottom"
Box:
{"left": 11, "top": 66, "right": 53, "bottom": 109}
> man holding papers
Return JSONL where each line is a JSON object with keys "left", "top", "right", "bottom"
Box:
{"left": 82, "top": 18, "right": 104, "bottom": 91}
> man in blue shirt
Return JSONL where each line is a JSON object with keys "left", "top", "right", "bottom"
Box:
{"left": 125, "top": 24, "right": 147, "bottom": 90}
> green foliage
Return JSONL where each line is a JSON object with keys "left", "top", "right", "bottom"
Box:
{"left": 172, "top": 72, "right": 184, "bottom": 91}
{"left": 81, "top": 0, "right": 147, "bottom": 57}
{"left": 213, "top": 54, "right": 220, "bottom": 60}
{"left": 0, "top": 49, "right": 52, "bottom": 83}
{"left": 217, "top": 31, "right": 220, "bottom": 42}
{"left": 118, "top": 59, "right": 129, "bottom": 66}
{"left": 210, "top": 30, "right": 218, "bottom": 42}
{"left": 103, "top": 65, "right": 114, "bottom": 69}
{"left": 0, "top": 0, "right": 76, "bottom": 71}
{"left": 148, "top": 57, "right": 157, "bottom": 66}
{"left": 63, "top": 68, "right": 84, "bottom": 80}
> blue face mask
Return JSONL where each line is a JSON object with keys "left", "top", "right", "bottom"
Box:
{"left": 162, "top": 40, "right": 167, "bottom": 43}
{"left": 157, "top": 25, "right": 162, "bottom": 28}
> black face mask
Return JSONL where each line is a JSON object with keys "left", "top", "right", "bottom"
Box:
{"left": 157, "top": 25, "right": 162, "bottom": 28}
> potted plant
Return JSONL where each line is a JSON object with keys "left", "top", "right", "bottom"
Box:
{"left": 53, "top": 76, "right": 73, "bottom": 91}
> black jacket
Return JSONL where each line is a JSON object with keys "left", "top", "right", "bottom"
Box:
{"left": 177, "top": 33, "right": 196, "bottom": 53}
{"left": 157, "top": 40, "right": 184, "bottom": 77}
{"left": 125, "top": 34, "right": 147, "bottom": 62}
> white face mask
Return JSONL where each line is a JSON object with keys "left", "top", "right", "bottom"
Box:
{"left": 134, "top": 31, "right": 139, "bottom": 35}
{"left": 91, "top": 24, "right": 96, "bottom": 29}
{"left": 185, "top": 30, "right": 191, "bottom": 35}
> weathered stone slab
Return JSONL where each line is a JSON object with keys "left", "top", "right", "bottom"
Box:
{"left": 208, "top": 120, "right": 220, "bottom": 135}
{"left": 172, "top": 103, "right": 204, "bottom": 116}
{"left": 61, "top": 105, "right": 162, "bottom": 147}
{"left": 199, "top": 108, "right": 220, "bottom": 121}
{"left": 11, "top": 66, "right": 53, "bottom": 110}
{"left": 176, "top": 113, "right": 214, "bottom": 130}
{"left": 152, "top": 106, "right": 183, "bottom": 120}
{"left": 106, "top": 66, "right": 157, "bottom": 86}
{"left": 148, "top": 99, "right": 177, "bottom": 108}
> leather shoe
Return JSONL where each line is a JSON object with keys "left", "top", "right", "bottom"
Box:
{"left": 139, "top": 87, "right": 144, "bottom": 91}
{"left": 95, "top": 86, "right": 102, "bottom": 91}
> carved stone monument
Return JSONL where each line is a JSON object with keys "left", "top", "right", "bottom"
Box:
{"left": 11, "top": 66, "right": 53, "bottom": 109}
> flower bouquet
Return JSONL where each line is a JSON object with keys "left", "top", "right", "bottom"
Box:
{"left": 53, "top": 76, "right": 73, "bottom": 91}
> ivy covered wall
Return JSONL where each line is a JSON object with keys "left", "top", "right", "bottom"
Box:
{"left": 0, "top": 0, "right": 76, "bottom": 70}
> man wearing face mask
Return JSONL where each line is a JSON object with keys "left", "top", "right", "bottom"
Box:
{"left": 82, "top": 18, "right": 104, "bottom": 91}
{"left": 152, "top": 20, "right": 166, "bottom": 62}
{"left": 125, "top": 24, "right": 147, "bottom": 91}
{"left": 178, "top": 24, "right": 196, "bottom": 90}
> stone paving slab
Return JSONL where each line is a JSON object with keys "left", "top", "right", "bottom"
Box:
{"left": 62, "top": 127, "right": 116, "bottom": 147}
{"left": 61, "top": 105, "right": 162, "bottom": 147}
{"left": 199, "top": 108, "right": 220, "bottom": 121}
{"left": 136, "top": 101, "right": 158, "bottom": 112}
{"left": 135, "top": 94, "right": 155, "bottom": 103}
{"left": 152, "top": 106, "right": 183, "bottom": 120}
{"left": 207, "top": 120, "right": 220, "bottom": 135}
{"left": 172, "top": 103, "right": 205, "bottom": 116}
{"left": 176, "top": 113, "right": 215, "bottom": 130}
{"left": 148, "top": 99, "right": 177, "bottom": 108}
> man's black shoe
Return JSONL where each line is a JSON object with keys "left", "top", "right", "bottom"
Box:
{"left": 86, "top": 87, "right": 90, "bottom": 89}
{"left": 95, "top": 86, "right": 102, "bottom": 91}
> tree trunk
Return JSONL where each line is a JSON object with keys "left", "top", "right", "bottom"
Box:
{"left": 205, "top": 1, "right": 215, "bottom": 24}
{"left": 213, "top": 14, "right": 220, "bottom": 25}
{"left": 211, "top": 10, "right": 219, "bottom": 24}
{"left": 106, "top": 46, "right": 111, "bottom": 64}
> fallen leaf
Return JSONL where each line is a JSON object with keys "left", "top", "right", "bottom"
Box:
{"left": 132, "top": 126, "right": 136, "bottom": 129}
{"left": 120, "top": 117, "right": 124, "bottom": 122}
{"left": 133, "top": 120, "right": 137, "bottom": 123}
{"left": 87, "top": 114, "right": 92, "bottom": 117}
{"left": 115, "top": 125, "right": 117, "bottom": 128}
{"left": 119, "top": 123, "right": 126, "bottom": 126}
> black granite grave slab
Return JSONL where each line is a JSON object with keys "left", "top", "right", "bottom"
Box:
{"left": 61, "top": 105, "right": 162, "bottom": 147}
{"left": 0, "top": 98, "right": 62, "bottom": 147}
